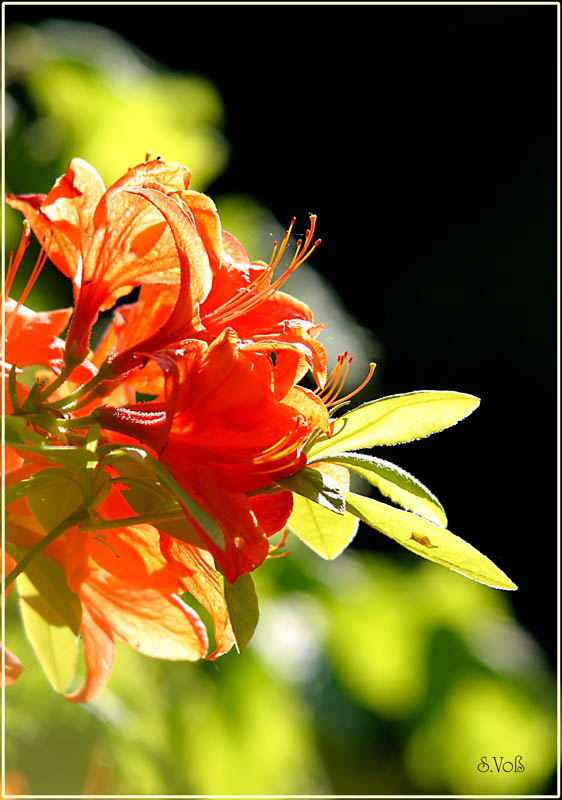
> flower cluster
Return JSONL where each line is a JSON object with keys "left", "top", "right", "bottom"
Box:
{"left": 3, "top": 157, "right": 515, "bottom": 702}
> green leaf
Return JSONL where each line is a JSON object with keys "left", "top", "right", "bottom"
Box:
{"left": 155, "top": 514, "right": 207, "bottom": 549}
{"left": 222, "top": 573, "right": 259, "bottom": 654}
{"left": 26, "top": 472, "right": 84, "bottom": 534}
{"left": 15, "top": 551, "right": 82, "bottom": 693}
{"left": 278, "top": 466, "right": 345, "bottom": 515}
{"left": 103, "top": 447, "right": 225, "bottom": 549}
{"left": 287, "top": 493, "right": 360, "bottom": 559}
{"left": 311, "top": 452, "right": 447, "bottom": 526}
{"left": 5, "top": 414, "right": 45, "bottom": 445}
{"left": 114, "top": 457, "right": 174, "bottom": 515}
{"left": 6, "top": 467, "right": 77, "bottom": 507}
{"left": 344, "top": 491, "right": 517, "bottom": 590}
{"left": 307, "top": 391, "right": 480, "bottom": 458}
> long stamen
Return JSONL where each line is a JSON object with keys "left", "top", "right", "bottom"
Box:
{"left": 323, "top": 356, "right": 353, "bottom": 406}
{"left": 4, "top": 225, "right": 50, "bottom": 339}
{"left": 268, "top": 528, "right": 289, "bottom": 554}
{"left": 330, "top": 362, "right": 376, "bottom": 405}
{"left": 4, "top": 222, "right": 31, "bottom": 299}
{"left": 316, "top": 352, "right": 348, "bottom": 399}
{"left": 316, "top": 354, "right": 377, "bottom": 408}
{"left": 206, "top": 216, "right": 320, "bottom": 326}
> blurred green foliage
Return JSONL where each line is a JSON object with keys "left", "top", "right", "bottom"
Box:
{"left": 5, "top": 20, "right": 226, "bottom": 192}
{"left": 3, "top": 18, "right": 558, "bottom": 797}
{"left": 5, "top": 544, "right": 557, "bottom": 795}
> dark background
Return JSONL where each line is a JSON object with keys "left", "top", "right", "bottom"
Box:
{"left": 5, "top": 2, "right": 558, "bottom": 666}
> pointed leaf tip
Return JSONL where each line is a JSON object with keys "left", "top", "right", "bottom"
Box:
{"left": 345, "top": 491, "right": 516, "bottom": 591}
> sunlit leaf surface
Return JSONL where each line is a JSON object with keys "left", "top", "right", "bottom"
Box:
{"left": 311, "top": 452, "right": 447, "bottom": 526}
{"left": 308, "top": 391, "right": 480, "bottom": 457}
{"left": 288, "top": 494, "right": 359, "bottom": 559}
{"left": 345, "top": 491, "right": 516, "bottom": 590}
{"left": 15, "top": 554, "right": 81, "bottom": 693}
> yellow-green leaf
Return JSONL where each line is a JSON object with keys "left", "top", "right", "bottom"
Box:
{"left": 287, "top": 493, "right": 359, "bottom": 559}
{"left": 26, "top": 474, "right": 84, "bottom": 534}
{"left": 308, "top": 391, "right": 480, "bottom": 458}
{"left": 345, "top": 491, "right": 516, "bottom": 590}
{"left": 311, "top": 452, "right": 447, "bottom": 526}
{"left": 15, "top": 553, "right": 82, "bottom": 692}
{"left": 223, "top": 573, "right": 259, "bottom": 654}
{"left": 278, "top": 466, "right": 345, "bottom": 515}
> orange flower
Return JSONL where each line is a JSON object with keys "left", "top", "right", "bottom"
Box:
{"left": 96, "top": 330, "right": 314, "bottom": 583}
{"left": 3, "top": 156, "right": 343, "bottom": 696}
{"left": 7, "top": 159, "right": 325, "bottom": 389}
{"left": 6, "top": 489, "right": 234, "bottom": 702}
{"left": 7, "top": 158, "right": 210, "bottom": 366}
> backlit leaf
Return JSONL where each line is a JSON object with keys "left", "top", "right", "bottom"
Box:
{"left": 311, "top": 452, "right": 447, "bottom": 526}
{"left": 287, "top": 493, "right": 359, "bottom": 559}
{"left": 223, "top": 573, "right": 259, "bottom": 654}
{"left": 278, "top": 466, "right": 345, "bottom": 515}
{"left": 26, "top": 473, "right": 84, "bottom": 534}
{"left": 344, "top": 491, "right": 516, "bottom": 590}
{"left": 15, "top": 551, "right": 82, "bottom": 693}
{"left": 308, "top": 391, "right": 480, "bottom": 458}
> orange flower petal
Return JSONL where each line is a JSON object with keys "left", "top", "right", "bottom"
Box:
{"left": 159, "top": 537, "right": 235, "bottom": 659}
{"left": 65, "top": 601, "right": 115, "bottom": 703}
{"left": 249, "top": 490, "right": 294, "bottom": 536}
{"left": 4, "top": 300, "right": 72, "bottom": 370}
{"left": 79, "top": 571, "right": 209, "bottom": 661}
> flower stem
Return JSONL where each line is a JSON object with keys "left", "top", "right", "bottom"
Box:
{"left": 48, "top": 368, "right": 107, "bottom": 411}
{"left": 4, "top": 507, "right": 88, "bottom": 589}
{"left": 89, "top": 510, "right": 185, "bottom": 531}
{"left": 56, "top": 414, "right": 99, "bottom": 430}
{"left": 36, "top": 362, "right": 75, "bottom": 403}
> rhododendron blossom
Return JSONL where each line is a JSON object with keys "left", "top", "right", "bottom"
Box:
{"left": 3, "top": 156, "right": 515, "bottom": 702}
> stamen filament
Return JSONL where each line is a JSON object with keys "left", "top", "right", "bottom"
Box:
{"left": 317, "top": 352, "right": 348, "bottom": 399}
{"left": 4, "top": 222, "right": 31, "bottom": 298}
{"left": 205, "top": 216, "right": 319, "bottom": 326}
{"left": 323, "top": 356, "right": 353, "bottom": 406}
{"left": 328, "top": 361, "right": 376, "bottom": 407}
{"left": 315, "top": 355, "right": 377, "bottom": 408}
{"left": 4, "top": 225, "right": 50, "bottom": 339}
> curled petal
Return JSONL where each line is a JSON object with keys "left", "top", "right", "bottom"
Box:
{"left": 159, "top": 537, "right": 235, "bottom": 659}
{"left": 249, "top": 490, "right": 294, "bottom": 536}
{"left": 65, "top": 601, "right": 115, "bottom": 704}
{"left": 6, "top": 158, "right": 105, "bottom": 282}
{"left": 283, "top": 385, "right": 331, "bottom": 434}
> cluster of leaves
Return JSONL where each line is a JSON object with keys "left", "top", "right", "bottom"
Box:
{"left": 282, "top": 390, "right": 515, "bottom": 589}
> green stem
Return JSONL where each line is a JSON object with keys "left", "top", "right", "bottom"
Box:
{"left": 5, "top": 507, "right": 88, "bottom": 589}
{"left": 36, "top": 362, "right": 76, "bottom": 403}
{"left": 49, "top": 368, "right": 107, "bottom": 411}
{"left": 56, "top": 414, "right": 98, "bottom": 430}
{"left": 90, "top": 510, "right": 185, "bottom": 531}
